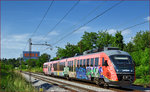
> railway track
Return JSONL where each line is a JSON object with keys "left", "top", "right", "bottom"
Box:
{"left": 23, "top": 72, "right": 149, "bottom": 92}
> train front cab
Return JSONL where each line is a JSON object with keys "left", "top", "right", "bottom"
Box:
{"left": 100, "top": 51, "right": 135, "bottom": 87}
{"left": 43, "top": 63, "right": 48, "bottom": 75}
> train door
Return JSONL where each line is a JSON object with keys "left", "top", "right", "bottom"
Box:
{"left": 102, "top": 57, "right": 111, "bottom": 82}
{"left": 73, "top": 59, "right": 76, "bottom": 72}
{"left": 48, "top": 64, "right": 51, "bottom": 75}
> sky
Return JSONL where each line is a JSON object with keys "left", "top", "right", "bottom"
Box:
{"left": 1, "top": 0, "right": 149, "bottom": 59}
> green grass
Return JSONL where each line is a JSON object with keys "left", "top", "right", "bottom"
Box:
{"left": 22, "top": 67, "right": 43, "bottom": 73}
{"left": 0, "top": 67, "right": 36, "bottom": 91}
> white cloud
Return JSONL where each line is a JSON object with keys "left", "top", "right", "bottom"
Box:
{"left": 48, "top": 31, "right": 59, "bottom": 36}
{"left": 144, "top": 16, "right": 150, "bottom": 21}
{"left": 2, "top": 34, "right": 30, "bottom": 50}
{"left": 107, "top": 29, "right": 131, "bottom": 36}
{"left": 1, "top": 33, "right": 53, "bottom": 51}
{"left": 122, "top": 30, "right": 131, "bottom": 36}
{"left": 107, "top": 29, "right": 117, "bottom": 35}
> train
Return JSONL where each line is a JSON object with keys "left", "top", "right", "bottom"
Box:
{"left": 43, "top": 47, "right": 135, "bottom": 87}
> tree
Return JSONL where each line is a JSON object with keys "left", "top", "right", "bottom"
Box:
{"left": 37, "top": 53, "right": 50, "bottom": 67}
{"left": 26, "top": 59, "right": 37, "bottom": 67}
{"left": 56, "top": 47, "right": 68, "bottom": 58}
{"left": 133, "top": 31, "right": 150, "bottom": 51}
{"left": 113, "top": 31, "right": 124, "bottom": 50}
{"left": 78, "top": 32, "right": 98, "bottom": 52}
{"left": 96, "top": 31, "right": 114, "bottom": 50}
{"left": 56, "top": 43, "right": 79, "bottom": 58}
{"left": 124, "top": 41, "right": 134, "bottom": 52}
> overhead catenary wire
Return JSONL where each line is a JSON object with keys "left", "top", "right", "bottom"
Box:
{"left": 23, "top": 0, "right": 54, "bottom": 51}
{"left": 39, "top": 1, "right": 106, "bottom": 52}
{"left": 42, "top": 1, "right": 107, "bottom": 46}
{"left": 23, "top": 41, "right": 28, "bottom": 51}
{"left": 52, "top": 1, "right": 123, "bottom": 45}
{"left": 42, "top": 20, "right": 148, "bottom": 53}
{"left": 42, "top": 1, "right": 123, "bottom": 52}
{"left": 30, "top": 0, "right": 54, "bottom": 38}
{"left": 121, "top": 20, "right": 149, "bottom": 32}
{"left": 37, "top": 0, "right": 80, "bottom": 44}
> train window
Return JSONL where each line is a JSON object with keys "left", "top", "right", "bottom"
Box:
{"left": 80, "top": 60, "right": 82, "bottom": 67}
{"left": 87, "top": 59, "right": 89, "bottom": 67}
{"left": 91, "top": 58, "right": 94, "bottom": 66}
{"left": 75, "top": 60, "right": 76, "bottom": 67}
{"left": 83, "top": 59, "right": 86, "bottom": 67}
{"left": 95, "top": 58, "right": 99, "bottom": 66}
{"left": 72, "top": 60, "right": 73, "bottom": 67}
{"left": 68, "top": 61, "right": 69, "bottom": 67}
{"left": 59, "top": 62, "right": 65, "bottom": 71}
{"left": 71, "top": 61, "right": 73, "bottom": 71}
{"left": 102, "top": 58, "right": 105, "bottom": 66}
{"left": 53, "top": 63, "right": 57, "bottom": 71}
{"left": 43, "top": 65, "right": 45, "bottom": 68}
{"left": 68, "top": 61, "right": 71, "bottom": 71}
{"left": 74, "top": 60, "right": 76, "bottom": 71}
{"left": 77, "top": 60, "right": 80, "bottom": 67}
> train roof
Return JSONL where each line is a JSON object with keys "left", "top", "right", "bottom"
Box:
{"left": 104, "top": 50, "right": 130, "bottom": 56}
{"left": 44, "top": 50, "right": 130, "bottom": 64}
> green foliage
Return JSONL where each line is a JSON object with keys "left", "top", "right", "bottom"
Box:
{"left": 128, "top": 31, "right": 150, "bottom": 87}
{"left": 36, "top": 53, "right": 50, "bottom": 67}
{"left": 113, "top": 31, "right": 124, "bottom": 50}
{"left": 0, "top": 62, "right": 35, "bottom": 91}
{"left": 56, "top": 43, "right": 79, "bottom": 58}
{"left": 30, "top": 67, "right": 43, "bottom": 73}
{"left": 96, "top": 31, "right": 114, "bottom": 50}
{"left": 26, "top": 59, "right": 37, "bottom": 68}
{"left": 133, "top": 31, "right": 150, "bottom": 50}
{"left": 56, "top": 31, "right": 124, "bottom": 58}
{"left": 124, "top": 41, "right": 134, "bottom": 52}
{"left": 79, "top": 32, "right": 98, "bottom": 52}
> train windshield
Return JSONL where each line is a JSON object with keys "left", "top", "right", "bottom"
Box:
{"left": 109, "top": 55, "right": 133, "bottom": 65}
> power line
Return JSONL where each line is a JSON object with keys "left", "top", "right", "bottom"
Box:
{"left": 23, "top": 1, "right": 54, "bottom": 51}
{"left": 42, "top": 1, "right": 123, "bottom": 52}
{"left": 121, "top": 20, "right": 149, "bottom": 32}
{"left": 40, "top": 1, "right": 107, "bottom": 53}
{"left": 23, "top": 41, "right": 28, "bottom": 51}
{"left": 38, "top": 0, "right": 80, "bottom": 43}
{"left": 43, "top": 20, "right": 148, "bottom": 53}
{"left": 44, "top": 1, "right": 107, "bottom": 46}
{"left": 30, "top": 0, "right": 54, "bottom": 38}
{"left": 52, "top": 1, "right": 123, "bottom": 46}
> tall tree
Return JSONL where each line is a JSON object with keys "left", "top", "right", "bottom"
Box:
{"left": 133, "top": 31, "right": 150, "bottom": 51}
{"left": 113, "top": 31, "right": 124, "bottom": 50}
{"left": 56, "top": 43, "right": 79, "bottom": 58}
{"left": 124, "top": 41, "right": 134, "bottom": 52}
{"left": 37, "top": 53, "right": 50, "bottom": 67}
{"left": 78, "top": 31, "right": 98, "bottom": 52}
{"left": 96, "top": 31, "right": 114, "bottom": 50}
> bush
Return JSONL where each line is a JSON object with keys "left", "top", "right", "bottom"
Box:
{"left": 0, "top": 63, "right": 35, "bottom": 91}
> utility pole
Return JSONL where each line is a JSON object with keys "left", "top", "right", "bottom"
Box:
{"left": 29, "top": 38, "right": 32, "bottom": 84}
{"left": 20, "top": 54, "right": 22, "bottom": 72}
{"left": 28, "top": 38, "right": 52, "bottom": 84}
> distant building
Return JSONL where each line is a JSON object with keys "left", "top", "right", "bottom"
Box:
{"left": 23, "top": 51, "right": 40, "bottom": 61}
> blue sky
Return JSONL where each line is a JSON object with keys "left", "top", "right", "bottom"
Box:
{"left": 1, "top": 1, "right": 149, "bottom": 59}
